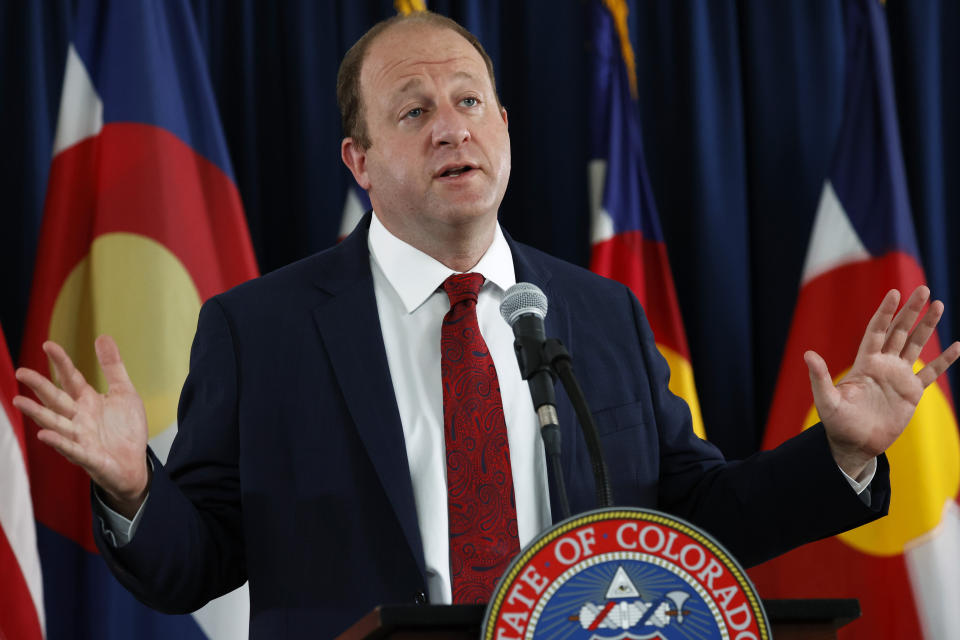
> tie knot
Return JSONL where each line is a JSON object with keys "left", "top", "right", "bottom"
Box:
{"left": 442, "top": 272, "right": 484, "bottom": 307}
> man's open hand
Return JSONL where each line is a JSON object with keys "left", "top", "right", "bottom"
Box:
{"left": 806, "top": 286, "right": 960, "bottom": 479}
{"left": 14, "top": 335, "right": 150, "bottom": 518}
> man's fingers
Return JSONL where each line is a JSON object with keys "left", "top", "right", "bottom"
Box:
{"left": 13, "top": 395, "right": 79, "bottom": 440}
{"left": 43, "top": 340, "right": 90, "bottom": 398}
{"left": 857, "top": 289, "right": 901, "bottom": 357}
{"left": 900, "top": 299, "right": 944, "bottom": 365}
{"left": 94, "top": 335, "right": 135, "bottom": 394}
{"left": 15, "top": 367, "right": 77, "bottom": 417}
{"left": 881, "top": 286, "right": 930, "bottom": 356}
{"left": 805, "top": 350, "right": 839, "bottom": 414}
{"left": 917, "top": 341, "right": 960, "bottom": 388}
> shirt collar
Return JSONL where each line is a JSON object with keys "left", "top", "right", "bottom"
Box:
{"left": 368, "top": 211, "right": 516, "bottom": 313}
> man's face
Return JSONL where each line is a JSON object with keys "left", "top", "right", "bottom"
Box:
{"left": 342, "top": 23, "right": 511, "bottom": 242}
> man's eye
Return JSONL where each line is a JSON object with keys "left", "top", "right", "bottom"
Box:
{"left": 461, "top": 97, "right": 478, "bottom": 107}
{"left": 405, "top": 107, "right": 423, "bottom": 119}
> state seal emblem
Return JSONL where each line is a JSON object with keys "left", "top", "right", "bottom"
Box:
{"left": 482, "top": 508, "right": 770, "bottom": 640}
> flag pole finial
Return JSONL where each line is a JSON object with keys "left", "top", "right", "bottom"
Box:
{"left": 395, "top": 0, "right": 427, "bottom": 15}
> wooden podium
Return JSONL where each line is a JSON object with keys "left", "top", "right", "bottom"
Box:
{"left": 336, "top": 599, "right": 861, "bottom": 639}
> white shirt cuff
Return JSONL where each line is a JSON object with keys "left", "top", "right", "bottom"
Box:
{"left": 839, "top": 457, "right": 877, "bottom": 495}
{"left": 94, "top": 457, "right": 153, "bottom": 547}
{"left": 95, "top": 489, "right": 149, "bottom": 547}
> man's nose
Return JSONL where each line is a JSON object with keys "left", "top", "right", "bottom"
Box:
{"left": 431, "top": 103, "right": 471, "bottom": 148}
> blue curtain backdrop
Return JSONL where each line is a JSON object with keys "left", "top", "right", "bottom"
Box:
{"left": 2, "top": 0, "right": 957, "bottom": 460}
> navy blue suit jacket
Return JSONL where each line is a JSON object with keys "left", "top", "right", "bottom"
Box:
{"left": 95, "top": 215, "right": 889, "bottom": 638}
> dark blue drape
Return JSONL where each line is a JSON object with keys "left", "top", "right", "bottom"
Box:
{"left": 2, "top": 0, "right": 957, "bottom": 459}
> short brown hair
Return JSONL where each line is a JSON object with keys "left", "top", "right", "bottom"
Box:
{"left": 336, "top": 11, "right": 500, "bottom": 150}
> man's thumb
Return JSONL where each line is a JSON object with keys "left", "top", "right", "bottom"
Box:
{"left": 804, "top": 349, "right": 836, "bottom": 408}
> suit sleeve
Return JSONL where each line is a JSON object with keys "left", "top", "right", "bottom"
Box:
{"left": 624, "top": 289, "right": 890, "bottom": 567}
{"left": 92, "top": 297, "right": 247, "bottom": 613}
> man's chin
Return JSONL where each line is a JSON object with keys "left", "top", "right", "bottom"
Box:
{"left": 434, "top": 204, "right": 500, "bottom": 228}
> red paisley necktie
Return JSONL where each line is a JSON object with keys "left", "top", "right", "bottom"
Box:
{"left": 441, "top": 273, "right": 520, "bottom": 603}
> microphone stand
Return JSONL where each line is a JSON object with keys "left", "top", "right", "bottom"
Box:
{"left": 542, "top": 419, "right": 572, "bottom": 521}
{"left": 513, "top": 330, "right": 614, "bottom": 517}
{"left": 542, "top": 339, "right": 614, "bottom": 510}
{"left": 511, "top": 323, "right": 572, "bottom": 520}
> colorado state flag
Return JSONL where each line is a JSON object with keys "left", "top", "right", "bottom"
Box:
{"left": 749, "top": 1, "right": 960, "bottom": 637}
{"left": 19, "top": 0, "right": 258, "bottom": 637}
{"left": 588, "top": 0, "right": 705, "bottom": 439}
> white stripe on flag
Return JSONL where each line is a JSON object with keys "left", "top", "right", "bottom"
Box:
{"left": 800, "top": 180, "right": 870, "bottom": 285}
{"left": 587, "top": 159, "right": 615, "bottom": 245}
{"left": 339, "top": 188, "right": 367, "bottom": 240}
{"left": 148, "top": 420, "right": 179, "bottom": 466}
{"left": 52, "top": 44, "right": 104, "bottom": 156}
{"left": 0, "top": 406, "right": 46, "bottom": 636}
{"left": 192, "top": 582, "right": 251, "bottom": 640}
{"left": 905, "top": 499, "right": 960, "bottom": 639}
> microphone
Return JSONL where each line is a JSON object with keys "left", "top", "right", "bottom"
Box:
{"left": 501, "top": 282, "right": 570, "bottom": 518}
{"left": 500, "top": 282, "right": 614, "bottom": 511}
{"left": 499, "top": 283, "right": 557, "bottom": 429}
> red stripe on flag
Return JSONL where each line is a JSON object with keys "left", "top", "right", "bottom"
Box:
{"left": 750, "top": 534, "right": 921, "bottom": 637}
{"left": 0, "top": 524, "right": 43, "bottom": 640}
{"left": 1, "top": 327, "right": 43, "bottom": 640}
{"left": 0, "top": 332, "right": 27, "bottom": 466}
{"left": 24, "top": 123, "right": 256, "bottom": 318}
{"left": 591, "top": 231, "right": 691, "bottom": 359}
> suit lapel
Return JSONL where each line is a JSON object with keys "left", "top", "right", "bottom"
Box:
{"left": 310, "top": 216, "right": 426, "bottom": 577}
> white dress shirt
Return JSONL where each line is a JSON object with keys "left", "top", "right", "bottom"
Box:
{"left": 367, "top": 213, "right": 551, "bottom": 604}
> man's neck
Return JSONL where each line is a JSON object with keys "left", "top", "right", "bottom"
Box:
{"left": 374, "top": 213, "right": 497, "bottom": 273}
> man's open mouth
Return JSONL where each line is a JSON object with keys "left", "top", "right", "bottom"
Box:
{"left": 440, "top": 166, "right": 474, "bottom": 178}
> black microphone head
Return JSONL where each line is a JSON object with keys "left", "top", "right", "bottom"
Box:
{"left": 500, "top": 282, "right": 548, "bottom": 326}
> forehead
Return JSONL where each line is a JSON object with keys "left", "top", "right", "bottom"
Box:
{"left": 361, "top": 23, "right": 489, "bottom": 94}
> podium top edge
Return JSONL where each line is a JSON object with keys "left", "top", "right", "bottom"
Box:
{"left": 338, "top": 598, "right": 860, "bottom": 638}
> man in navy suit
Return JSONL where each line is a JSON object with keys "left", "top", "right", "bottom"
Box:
{"left": 15, "top": 11, "right": 960, "bottom": 639}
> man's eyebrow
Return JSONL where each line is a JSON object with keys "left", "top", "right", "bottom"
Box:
{"left": 397, "top": 77, "right": 425, "bottom": 94}
{"left": 450, "top": 70, "right": 480, "bottom": 84}
{"left": 395, "top": 70, "right": 482, "bottom": 95}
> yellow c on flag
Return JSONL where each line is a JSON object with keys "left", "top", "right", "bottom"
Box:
{"left": 48, "top": 232, "right": 202, "bottom": 440}
{"left": 658, "top": 343, "right": 706, "bottom": 440}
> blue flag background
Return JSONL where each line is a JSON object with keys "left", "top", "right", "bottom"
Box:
{"left": 2, "top": 1, "right": 958, "bottom": 637}
{"left": 5, "top": 2, "right": 956, "bottom": 462}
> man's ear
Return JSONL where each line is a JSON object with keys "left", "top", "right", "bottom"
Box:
{"left": 500, "top": 106, "right": 508, "bottom": 128}
{"left": 341, "top": 138, "right": 371, "bottom": 190}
